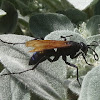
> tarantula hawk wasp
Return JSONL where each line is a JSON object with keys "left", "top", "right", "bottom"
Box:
{"left": 0, "top": 35, "right": 99, "bottom": 86}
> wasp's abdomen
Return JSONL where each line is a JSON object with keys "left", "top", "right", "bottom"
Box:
{"left": 29, "top": 52, "right": 44, "bottom": 65}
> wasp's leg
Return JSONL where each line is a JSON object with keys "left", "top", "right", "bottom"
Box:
{"left": 70, "top": 52, "right": 82, "bottom": 59}
{"left": 81, "top": 53, "right": 92, "bottom": 66}
{"left": 60, "top": 35, "right": 73, "bottom": 41}
{"left": 47, "top": 50, "right": 60, "bottom": 62}
{"left": 1, "top": 56, "right": 46, "bottom": 76}
{"left": 71, "top": 52, "right": 92, "bottom": 66}
{"left": 0, "top": 37, "right": 44, "bottom": 45}
{"left": 47, "top": 55, "right": 60, "bottom": 62}
{"left": 62, "top": 56, "right": 81, "bottom": 86}
{"left": 0, "top": 39, "right": 25, "bottom": 45}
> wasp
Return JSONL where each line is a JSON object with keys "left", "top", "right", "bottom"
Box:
{"left": 0, "top": 35, "right": 99, "bottom": 86}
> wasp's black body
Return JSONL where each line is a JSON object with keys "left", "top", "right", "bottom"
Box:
{"left": 29, "top": 49, "right": 56, "bottom": 65}
{"left": 29, "top": 41, "right": 90, "bottom": 86}
{"left": 29, "top": 41, "right": 88, "bottom": 65}
{"left": 0, "top": 36, "right": 99, "bottom": 86}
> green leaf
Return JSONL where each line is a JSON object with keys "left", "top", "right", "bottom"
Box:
{"left": 45, "top": 30, "right": 86, "bottom": 43}
{"left": 66, "top": 78, "right": 82, "bottom": 99}
{"left": 86, "top": 15, "right": 100, "bottom": 35}
{"left": 0, "top": 69, "right": 30, "bottom": 100}
{"left": 86, "top": 34, "right": 100, "bottom": 44}
{"left": 94, "top": 0, "right": 100, "bottom": 15}
{"left": 57, "top": 8, "right": 87, "bottom": 24}
{"left": 79, "top": 65, "right": 100, "bottom": 100}
{"left": 15, "top": 0, "right": 31, "bottom": 16}
{"left": 29, "top": 13, "right": 74, "bottom": 38}
{"left": 0, "top": 1, "right": 18, "bottom": 34}
{"left": 40, "top": 0, "right": 64, "bottom": 11}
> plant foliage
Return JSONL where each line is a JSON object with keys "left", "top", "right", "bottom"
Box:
{"left": 0, "top": 0, "right": 100, "bottom": 100}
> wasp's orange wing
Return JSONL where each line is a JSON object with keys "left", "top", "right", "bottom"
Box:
{"left": 25, "top": 40, "right": 71, "bottom": 52}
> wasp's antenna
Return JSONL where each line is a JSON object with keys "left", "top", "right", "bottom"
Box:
{"left": 0, "top": 37, "right": 44, "bottom": 45}
{"left": 0, "top": 39, "right": 25, "bottom": 45}
{"left": 88, "top": 46, "right": 99, "bottom": 61}
{"left": 61, "top": 35, "right": 73, "bottom": 41}
{"left": 1, "top": 56, "right": 45, "bottom": 76}
{"left": 87, "top": 41, "right": 99, "bottom": 61}
{"left": 87, "top": 44, "right": 98, "bottom": 47}
{"left": 87, "top": 41, "right": 99, "bottom": 47}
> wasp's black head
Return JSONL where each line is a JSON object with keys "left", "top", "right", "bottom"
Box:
{"left": 80, "top": 42, "right": 88, "bottom": 55}
{"left": 80, "top": 42, "right": 99, "bottom": 61}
